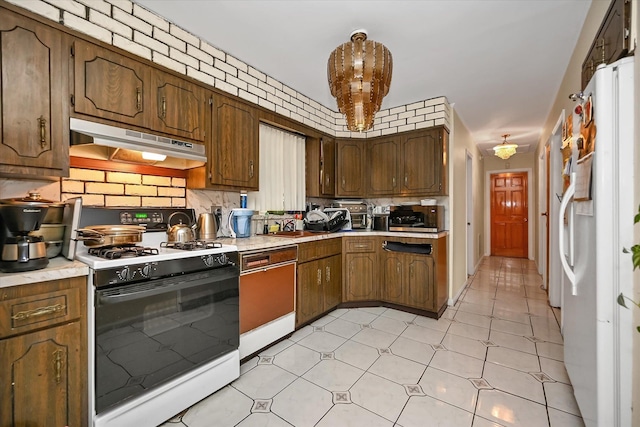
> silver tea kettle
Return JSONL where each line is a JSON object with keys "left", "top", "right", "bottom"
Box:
{"left": 166, "top": 212, "right": 197, "bottom": 243}
{"left": 197, "top": 212, "right": 219, "bottom": 240}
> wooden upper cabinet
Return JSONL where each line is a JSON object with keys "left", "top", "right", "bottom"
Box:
{"left": 73, "top": 39, "right": 147, "bottom": 127}
{"left": 401, "top": 127, "right": 448, "bottom": 196}
{"left": 149, "top": 69, "right": 206, "bottom": 141}
{"left": 0, "top": 7, "right": 69, "bottom": 177}
{"left": 210, "top": 96, "right": 259, "bottom": 189}
{"left": 336, "top": 139, "right": 366, "bottom": 198}
{"left": 368, "top": 135, "right": 400, "bottom": 196}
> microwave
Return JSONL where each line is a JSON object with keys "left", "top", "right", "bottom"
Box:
{"left": 388, "top": 205, "right": 444, "bottom": 233}
{"left": 330, "top": 202, "right": 368, "bottom": 229}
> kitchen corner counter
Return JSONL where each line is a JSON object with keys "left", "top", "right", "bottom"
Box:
{"left": 226, "top": 230, "right": 448, "bottom": 252}
{"left": 0, "top": 258, "right": 89, "bottom": 288}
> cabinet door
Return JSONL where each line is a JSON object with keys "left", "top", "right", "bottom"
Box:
{"left": 296, "top": 260, "right": 324, "bottom": 327}
{"left": 211, "top": 96, "right": 259, "bottom": 189}
{"left": 149, "top": 69, "right": 206, "bottom": 141}
{"left": 323, "top": 255, "right": 342, "bottom": 311}
{"left": 0, "top": 9, "right": 69, "bottom": 177}
{"left": 344, "top": 252, "right": 377, "bottom": 301}
{"left": 401, "top": 129, "right": 442, "bottom": 195}
{"left": 0, "top": 322, "right": 82, "bottom": 427}
{"left": 382, "top": 253, "right": 405, "bottom": 304}
{"left": 73, "top": 39, "right": 147, "bottom": 127}
{"left": 368, "top": 136, "right": 399, "bottom": 196}
{"left": 405, "top": 255, "right": 435, "bottom": 310}
{"left": 321, "top": 137, "right": 336, "bottom": 196}
{"left": 336, "top": 139, "right": 365, "bottom": 197}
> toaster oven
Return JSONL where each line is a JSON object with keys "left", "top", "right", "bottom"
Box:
{"left": 330, "top": 201, "right": 368, "bottom": 229}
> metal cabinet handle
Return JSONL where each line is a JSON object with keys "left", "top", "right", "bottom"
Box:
{"left": 249, "top": 160, "right": 254, "bottom": 178}
{"left": 317, "top": 268, "right": 322, "bottom": 286}
{"left": 326, "top": 266, "right": 330, "bottom": 282}
{"left": 392, "top": 176, "right": 396, "bottom": 187}
{"left": 38, "top": 116, "right": 46, "bottom": 147}
{"left": 161, "top": 96, "right": 167, "bottom": 118}
{"left": 11, "top": 303, "right": 66, "bottom": 321}
{"left": 53, "top": 350, "right": 63, "bottom": 384}
{"left": 136, "top": 87, "right": 142, "bottom": 111}
{"left": 342, "top": 177, "right": 346, "bottom": 187}
{"left": 404, "top": 174, "right": 408, "bottom": 185}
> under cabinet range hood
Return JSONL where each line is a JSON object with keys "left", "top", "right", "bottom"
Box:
{"left": 69, "top": 118, "right": 206, "bottom": 169}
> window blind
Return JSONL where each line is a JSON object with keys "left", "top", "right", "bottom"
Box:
{"left": 248, "top": 124, "right": 306, "bottom": 212}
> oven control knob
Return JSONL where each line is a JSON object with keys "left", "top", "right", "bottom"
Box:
{"left": 216, "top": 253, "right": 229, "bottom": 265}
{"left": 202, "top": 254, "right": 216, "bottom": 267}
{"left": 116, "top": 266, "right": 135, "bottom": 281}
{"left": 139, "top": 263, "right": 156, "bottom": 278}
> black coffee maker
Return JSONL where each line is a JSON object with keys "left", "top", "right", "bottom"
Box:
{"left": 0, "top": 193, "right": 50, "bottom": 272}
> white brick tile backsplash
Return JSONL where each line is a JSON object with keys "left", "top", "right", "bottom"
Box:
{"left": 142, "top": 196, "right": 172, "bottom": 207}
{"left": 425, "top": 112, "right": 443, "bottom": 121}
{"left": 134, "top": 31, "right": 169, "bottom": 56}
{"left": 107, "top": 0, "right": 133, "bottom": 14}
{"left": 295, "top": 93, "right": 310, "bottom": 105}
{"left": 416, "top": 106, "right": 435, "bottom": 116}
{"left": 238, "top": 70, "right": 258, "bottom": 87}
{"left": 226, "top": 55, "right": 248, "bottom": 73}
{"left": 390, "top": 119, "right": 406, "bottom": 127}
{"left": 367, "top": 129, "right": 382, "bottom": 137}
{"left": 187, "top": 67, "right": 215, "bottom": 87}
{"left": 142, "top": 175, "right": 171, "bottom": 186}
{"left": 200, "top": 41, "right": 225, "bottom": 61}
{"left": 398, "top": 124, "right": 416, "bottom": 133}
{"left": 113, "top": 7, "right": 152, "bottom": 36}
{"left": 381, "top": 114, "right": 398, "bottom": 124}
{"left": 158, "top": 187, "right": 185, "bottom": 197}
{"left": 398, "top": 110, "right": 416, "bottom": 120}
{"left": 215, "top": 59, "right": 237, "bottom": 76}
{"left": 153, "top": 28, "right": 186, "bottom": 52}
{"left": 434, "top": 103, "right": 446, "bottom": 112}
{"left": 407, "top": 101, "right": 425, "bottom": 110}
{"left": 226, "top": 74, "right": 248, "bottom": 91}
{"left": 381, "top": 127, "right": 398, "bottom": 136}
{"left": 85, "top": 182, "right": 124, "bottom": 194}
{"left": 407, "top": 115, "right": 426, "bottom": 124}
{"left": 76, "top": 0, "right": 111, "bottom": 15}
{"left": 170, "top": 24, "right": 199, "bottom": 47}
{"left": 61, "top": 180, "right": 84, "bottom": 193}
{"left": 247, "top": 84, "right": 267, "bottom": 99}
{"left": 106, "top": 195, "right": 140, "bottom": 206}
{"left": 275, "top": 105, "right": 291, "bottom": 117}
{"left": 114, "top": 34, "right": 151, "bottom": 60}
{"left": 282, "top": 85, "right": 297, "bottom": 97}
{"left": 248, "top": 66, "right": 266, "bottom": 82}
{"left": 200, "top": 62, "right": 225, "bottom": 80}
{"left": 187, "top": 45, "right": 213, "bottom": 65}
{"left": 274, "top": 89, "right": 290, "bottom": 103}
{"left": 171, "top": 177, "right": 186, "bottom": 187}
{"left": 215, "top": 79, "right": 238, "bottom": 96}
{"left": 390, "top": 106, "right": 406, "bottom": 115}
{"left": 290, "top": 97, "right": 303, "bottom": 109}
{"left": 257, "top": 80, "right": 275, "bottom": 95}
{"left": 169, "top": 47, "right": 198, "bottom": 69}
{"left": 64, "top": 12, "right": 112, "bottom": 44}
{"left": 258, "top": 98, "right": 276, "bottom": 111}
{"left": 424, "top": 96, "right": 446, "bottom": 107}
{"left": 5, "top": 0, "right": 60, "bottom": 21}
{"left": 266, "top": 93, "right": 283, "bottom": 107}
{"left": 435, "top": 118, "right": 446, "bottom": 126}
{"left": 416, "top": 120, "right": 436, "bottom": 129}
{"left": 132, "top": 3, "right": 169, "bottom": 32}
{"left": 47, "top": 0, "right": 85, "bottom": 17}
{"left": 152, "top": 52, "right": 186, "bottom": 74}
{"left": 171, "top": 198, "right": 186, "bottom": 207}
{"left": 238, "top": 89, "right": 259, "bottom": 105}
{"left": 89, "top": 9, "right": 132, "bottom": 39}
{"left": 266, "top": 76, "right": 283, "bottom": 91}
{"left": 125, "top": 185, "right": 157, "bottom": 196}
{"left": 69, "top": 168, "right": 104, "bottom": 182}
{"left": 106, "top": 171, "right": 141, "bottom": 184}
{"left": 74, "top": 194, "right": 105, "bottom": 206}
{"left": 290, "top": 112, "right": 304, "bottom": 123}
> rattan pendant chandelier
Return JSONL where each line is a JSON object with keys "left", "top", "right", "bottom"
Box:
{"left": 327, "top": 30, "right": 392, "bottom": 132}
{"left": 493, "top": 134, "right": 518, "bottom": 160}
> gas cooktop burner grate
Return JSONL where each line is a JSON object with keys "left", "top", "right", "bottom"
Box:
{"left": 160, "top": 240, "right": 223, "bottom": 251}
{"left": 88, "top": 245, "right": 160, "bottom": 259}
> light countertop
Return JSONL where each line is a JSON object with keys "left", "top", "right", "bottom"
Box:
{"left": 0, "top": 257, "right": 89, "bottom": 289}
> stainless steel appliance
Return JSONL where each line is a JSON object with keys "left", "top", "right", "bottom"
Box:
{"left": 372, "top": 214, "right": 389, "bottom": 231}
{"left": 331, "top": 201, "right": 368, "bottom": 229}
{"left": 389, "top": 205, "right": 444, "bottom": 233}
{"left": 74, "top": 207, "right": 240, "bottom": 427}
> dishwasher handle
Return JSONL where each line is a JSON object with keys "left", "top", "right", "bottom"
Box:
{"left": 383, "top": 241, "right": 433, "bottom": 255}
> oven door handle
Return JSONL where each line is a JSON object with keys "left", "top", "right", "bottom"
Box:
{"left": 96, "top": 267, "right": 238, "bottom": 305}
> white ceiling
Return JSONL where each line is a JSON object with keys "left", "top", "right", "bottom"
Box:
{"left": 135, "top": 0, "right": 592, "bottom": 156}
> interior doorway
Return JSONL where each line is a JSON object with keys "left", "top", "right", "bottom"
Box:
{"left": 466, "top": 151, "right": 474, "bottom": 276}
{"left": 490, "top": 172, "right": 529, "bottom": 258}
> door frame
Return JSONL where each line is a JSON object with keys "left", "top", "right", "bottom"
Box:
{"left": 466, "top": 150, "right": 475, "bottom": 275}
{"left": 484, "top": 167, "right": 533, "bottom": 259}
{"left": 547, "top": 111, "right": 565, "bottom": 308}
{"left": 538, "top": 148, "right": 548, "bottom": 283}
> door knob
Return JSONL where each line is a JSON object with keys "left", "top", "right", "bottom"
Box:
{"left": 524, "top": 218, "right": 528, "bottom": 222}
{"left": 541, "top": 212, "right": 548, "bottom": 217}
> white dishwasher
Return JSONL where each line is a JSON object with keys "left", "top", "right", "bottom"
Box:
{"left": 239, "top": 245, "right": 297, "bottom": 359}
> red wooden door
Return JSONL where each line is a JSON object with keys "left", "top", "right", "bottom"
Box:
{"left": 491, "top": 172, "right": 528, "bottom": 257}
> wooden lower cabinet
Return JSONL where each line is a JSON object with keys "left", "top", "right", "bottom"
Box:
{"left": 296, "top": 239, "right": 342, "bottom": 327}
{"left": 342, "top": 237, "right": 378, "bottom": 302}
{"left": 0, "top": 276, "right": 87, "bottom": 427}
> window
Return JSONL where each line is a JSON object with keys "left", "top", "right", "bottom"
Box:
{"left": 248, "top": 124, "right": 305, "bottom": 212}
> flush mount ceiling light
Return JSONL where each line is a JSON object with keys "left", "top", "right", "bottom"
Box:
{"left": 327, "top": 29, "right": 392, "bottom": 132}
{"left": 493, "top": 134, "right": 518, "bottom": 160}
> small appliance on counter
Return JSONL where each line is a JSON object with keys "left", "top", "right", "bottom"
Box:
{"left": 372, "top": 214, "right": 390, "bottom": 231}
{"left": 388, "top": 205, "right": 444, "bottom": 233}
{"left": 330, "top": 200, "right": 368, "bottom": 229}
{"left": 0, "top": 193, "right": 57, "bottom": 272}
{"left": 228, "top": 208, "right": 254, "bottom": 238}
{"left": 303, "top": 208, "right": 351, "bottom": 233}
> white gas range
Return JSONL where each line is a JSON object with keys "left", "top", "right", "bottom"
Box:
{"left": 74, "top": 207, "right": 240, "bottom": 427}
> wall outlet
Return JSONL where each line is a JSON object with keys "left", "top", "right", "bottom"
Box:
{"left": 211, "top": 205, "right": 222, "bottom": 215}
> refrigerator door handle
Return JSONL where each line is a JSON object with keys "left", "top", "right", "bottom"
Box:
{"left": 558, "top": 179, "right": 576, "bottom": 292}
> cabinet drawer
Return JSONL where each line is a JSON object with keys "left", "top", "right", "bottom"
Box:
{"left": 345, "top": 238, "right": 376, "bottom": 253}
{"left": 0, "top": 287, "right": 81, "bottom": 338}
{"left": 298, "top": 238, "right": 342, "bottom": 263}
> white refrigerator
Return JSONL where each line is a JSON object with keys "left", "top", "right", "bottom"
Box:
{"left": 558, "top": 57, "right": 634, "bottom": 427}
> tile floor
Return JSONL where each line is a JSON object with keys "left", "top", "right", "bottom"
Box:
{"left": 160, "top": 257, "right": 584, "bottom": 427}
